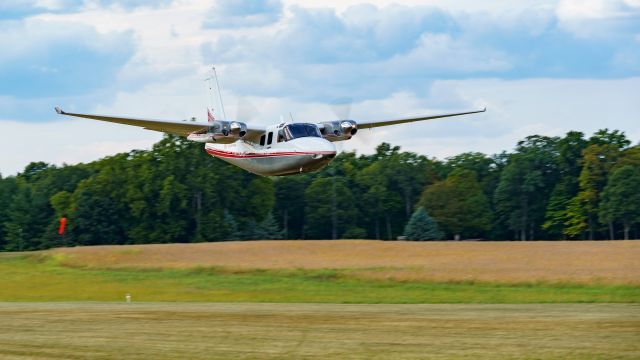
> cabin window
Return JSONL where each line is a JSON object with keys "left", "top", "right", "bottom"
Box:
{"left": 267, "top": 132, "right": 273, "bottom": 145}
{"left": 260, "top": 134, "right": 266, "bottom": 146}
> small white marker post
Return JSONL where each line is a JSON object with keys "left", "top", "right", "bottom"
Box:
{"left": 125, "top": 293, "right": 131, "bottom": 303}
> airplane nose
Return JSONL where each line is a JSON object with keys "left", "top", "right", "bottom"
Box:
{"left": 321, "top": 138, "right": 337, "bottom": 153}
{"left": 314, "top": 138, "right": 337, "bottom": 157}
{"left": 295, "top": 137, "right": 336, "bottom": 155}
{"left": 296, "top": 138, "right": 337, "bottom": 173}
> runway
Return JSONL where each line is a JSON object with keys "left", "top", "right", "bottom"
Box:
{"left": 1, "top": 303, "right": 638, "bottom": 359}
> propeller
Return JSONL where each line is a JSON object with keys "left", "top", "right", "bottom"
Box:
{"left": 330, "top": 98, "right": 352, "bottom": 122}
{"left": 234, "top": 97, "right": 258, "bottom": 123}
{"left": 329, "top": 99, "right": 349, "bottom": 154}
{"left": 328, "top": 98, "right": 372, "bottom": 155}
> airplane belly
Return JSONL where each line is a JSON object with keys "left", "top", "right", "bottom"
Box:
{"left": 205, "top": 148, "right": 335, "bottom": 176}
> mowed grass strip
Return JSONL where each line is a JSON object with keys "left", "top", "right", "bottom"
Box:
{"left": 0, "top": 303, "right": 638, "bottom": 360}
{"left": 1, "top": 254, "right": 639, "bottom": 303}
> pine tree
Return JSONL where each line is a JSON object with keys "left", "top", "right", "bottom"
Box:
{"left": 403, "top": 207, "right": 442, "bottom": 241}
{"left": 253, "top": 212, "right": 283, "bottom": 240}
{"left": 223, "top": 209, "right": 241, "bottom": 240}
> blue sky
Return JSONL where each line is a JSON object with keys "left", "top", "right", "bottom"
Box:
{"left": 1, "top": 0, "right": 639, "bottom": 175}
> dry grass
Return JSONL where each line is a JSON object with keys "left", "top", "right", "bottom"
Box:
{"left": 51, "top": 240, "right": 640, "bottom": 285}
{"left": 0, "top": 302, "right": 638, "bottom": 360}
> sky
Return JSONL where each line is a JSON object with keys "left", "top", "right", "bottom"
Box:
{"left": 0, "top": 0, "right": 639, "bottom": 175}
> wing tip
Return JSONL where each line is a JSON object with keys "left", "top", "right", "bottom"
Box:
{"left": 54, "top": 106, "right": 64, "bottom": 115}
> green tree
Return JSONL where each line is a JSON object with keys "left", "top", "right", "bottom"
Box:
{"left": 589, "top": 129, "right": 630, "bottom": 149}
{"left": 50, "top": 191, "right": 72, "bottom": 217}
{"left": 342, "top": 226, "right": 367, "bottom": 239}
{"left": 445, "top": 152, "right": 499, "bottom": 198}
{"left": 494, "top": 136, "right": 559, "bottom": 240}
{"left": 222, "top": 209, "right": 241, "bottom": 240}
{"left": 403, "top": 207, "right": 442, "bottom": 241}
{"left": 252, "top": 212, "right": 283, "bottom": 240}
{"left": 599, "top": 166, "right": 640, "bottom": 240}
{"left": 246, "top": 177, "right": 276, "bottom": 222}
{"left": 2, "top": 185, "right": 33, "bottom": 251}
{"left": 274, "top": 176, "right": 310, "bottom": 239}
{"left": 0, "top": 177, "right": 18, "bottom": 249}
{"left": 68, "top": 156, "right": 131, "bottom": 246}
{"left": 354, "top": 144, "right": 437, "bottom": 239}
{"left": 356, "top": 161, "right": 402, "bottom": 239}
{"left": 565, "top": 142, "right": 625, "bottom": 239}
{"left": 419, "top": 169, "right": 492, "bottom": 240}
{"left": 304, "top": 177, "right": 356, "bottom": 239}
{"left": 543, "top": 131, "right": 587, "bottom": 238}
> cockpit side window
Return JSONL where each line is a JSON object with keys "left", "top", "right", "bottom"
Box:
{"left": 260, "top": 134, "right": 266, "bottom": 146}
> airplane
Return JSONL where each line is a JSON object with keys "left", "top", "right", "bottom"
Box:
{"left": 54, "top": 105, "right": 485, "bottom": 176}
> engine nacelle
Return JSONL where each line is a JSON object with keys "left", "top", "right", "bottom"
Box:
{"left": 187, "top": 120, "right": 248, "bottom": 143}
{"left": 229, "top": 121, "right": 247, "bottom": 137}
{"left": 319, "top": 120, "right": 358, "bottom": 141}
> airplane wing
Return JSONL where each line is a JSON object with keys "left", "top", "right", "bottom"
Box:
{"left": 55, "top": 107, "right": 209, "bottom": 136}
{"left": 356, "top": 108, "right": 486, "bottom": 130}
{"left": 54, "top": 107, "right": 265, "bottom": 139}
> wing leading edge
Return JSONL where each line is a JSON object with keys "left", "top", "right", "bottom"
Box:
{"left": 55, "top": 107, "right": 208, "bottom": 136}
{"left": 54, "top": 107, "right": 265, "bottom": 139}
{"left": 356, "top": 108, "right": 486, "bottom": 130}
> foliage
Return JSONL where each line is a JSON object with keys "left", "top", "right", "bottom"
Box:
{"left": 419, "top": 169, "right": 492, "bottom": 240}
{"left": 599, "top": 166, "right": 640, "bottom": 240}
{"left": 251, "top": 212, "right": 283, "bottom": 240}
{"left": 0, "top": 129, "right": 638, "bottom": 250}
{"left": 494, "top": 136, "right": 559, "bottom": 240}
{"left": 542, "top": 131, "right": 587, "bottom": 238}
{"left": 566, "top": 141, "right": 626, "bottom": 239}
{"left": 403, "top": 207, "right": 443, "bottom": 241}
{"left": 342, "top": 226, "right": 367, "bottom": 239}
{"left": 304, "top": 176, "right": 357, "bottom": 239}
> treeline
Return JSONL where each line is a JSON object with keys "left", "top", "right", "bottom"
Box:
{"left": 1, "top": 129, "right": 639, "bottom": 251}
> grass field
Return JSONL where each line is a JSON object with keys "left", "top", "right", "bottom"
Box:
{"left": 2, "top": 241, "right": 639, "bottom": 359}
{"left": 0, "top": 303, "right": 638, "bottom": 359}
{"left": 1, "top": 240, "right": 639, "bottom": 303}
{"left": 50, "top": 240, "right": 640, "bottom": 284}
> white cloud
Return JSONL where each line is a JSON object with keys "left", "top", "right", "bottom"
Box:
{"left": 0, "top": 119, "right": 161, "bottom": 176}
{"left": 340, "top": 77, "right": 640, "bottom": 158}
{"left": 556, "top": 0, "right": 640, "bottom": 37}
{"left": 284, "top": 0, "right": 558, "bottom": 15}
{"left": 556, "top": 0, "right": 640, "bottom": 20}
{"left": 3, "top": 77, "right": 638, "bottom": 176}
{"left": 2, "top": 0, "right": 639, "bottom": 175}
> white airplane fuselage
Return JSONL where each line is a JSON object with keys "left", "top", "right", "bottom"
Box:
{"left": 205, "top": 137, "right": 337, "bottom": 176}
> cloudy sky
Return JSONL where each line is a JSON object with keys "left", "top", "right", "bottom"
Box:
{"left": 1, "top": 0, "right": 639, "bottom": 175}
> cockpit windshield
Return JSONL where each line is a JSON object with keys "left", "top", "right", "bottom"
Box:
{"left": 283, "top": 123, "right": 321, "bottom": 141}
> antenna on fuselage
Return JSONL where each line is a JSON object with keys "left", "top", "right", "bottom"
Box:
{"left": 204, "top": 66, "right": 228, "bottom": 121}
{"left": 212, "top": 66, "right": 227, "bottom": 121}
{"left": 204, "top": 73, "right": 215, "bottom": 120}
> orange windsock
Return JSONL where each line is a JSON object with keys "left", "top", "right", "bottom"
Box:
{"left": 58, "top": 217, "right": 67, "bottom": 235}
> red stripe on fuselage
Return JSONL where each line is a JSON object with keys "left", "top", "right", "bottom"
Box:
{"left": 205, "top": 148, "right": 336, "bottom": 159}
